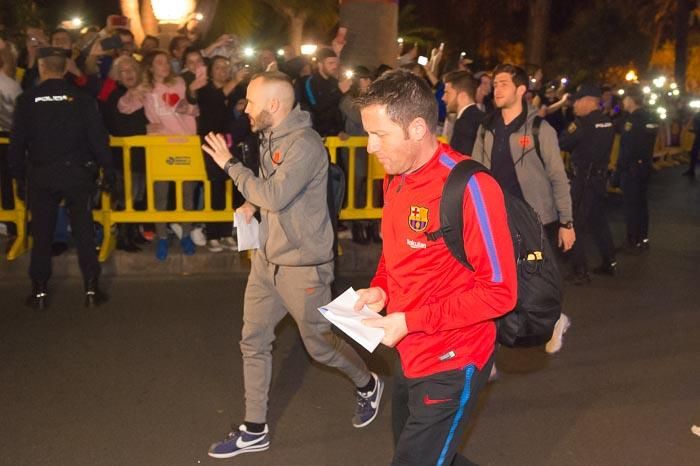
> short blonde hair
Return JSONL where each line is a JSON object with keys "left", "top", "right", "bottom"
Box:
{"left": 109, "top": 55, "right": 141, "bottom": 83}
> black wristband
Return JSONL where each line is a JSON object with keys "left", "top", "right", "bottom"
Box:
{"left": 559, "top": 221, "right": 574, "bottom": 229}
{"left": 223, "top": 157, "right": 240, "bottom": 173}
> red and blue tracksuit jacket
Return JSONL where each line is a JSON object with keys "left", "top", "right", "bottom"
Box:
{"left": 371, "top": 142, "right": 517, "bottom": 378}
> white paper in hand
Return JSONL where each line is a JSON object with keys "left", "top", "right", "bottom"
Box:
{"left": 233, "top": 211, "right": 260, "bottom": 251}
{"left": 318, "top": 287, "right": 385, "bottom": 352}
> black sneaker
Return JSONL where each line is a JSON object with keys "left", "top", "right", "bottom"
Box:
{"left": 352, "top": 372, "right": 384, "bottom": 428}
{"left": 592, "top": 261, "right": 617, "bottom": 276}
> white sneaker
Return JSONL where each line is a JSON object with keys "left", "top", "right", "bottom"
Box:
{"left": 191, "top": 226, "right": 207, "bottom": 246}
{"left": 207, "top": 239, "right": 224, "bottom": 252}
{"left": 168, "top": 223, "right": 183, "bottom": 240}
{"left": 488, "top": 363, "right": 499, "bottom": 382}
{"left": 222, "top": 236, "right": 238, "bottom": 251}
{"left": 545, "top": 313, "right": 571, "bottom": 354}
{"left": 692, "top": 425, "right": 700, "bottom": 437}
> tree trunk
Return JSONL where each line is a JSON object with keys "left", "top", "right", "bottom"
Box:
{"left": 140, "top": 0, "right": 159, "bottom": 38}
{"left": 675, "top": 0, "right": 691, "bottom": 91}
{"left": 120, "top": 0, "right": 145, "bottom": 45}
{"left": 525, "top": 0, "right": 551, "bottom": 69}
{"left": 288, "top": 12, "right": 306, "bottom": 56}
{"left": 339, "top": 0, "right": 399, "bottom": 71}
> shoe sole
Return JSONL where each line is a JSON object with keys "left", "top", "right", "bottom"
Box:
{"left": 352, "top": 376, "right": 384, "bottom": 428}
{"left": 208, "top": 442, "right": 270, "bottom": 459}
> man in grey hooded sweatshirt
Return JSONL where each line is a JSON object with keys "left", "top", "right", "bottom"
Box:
{"left": 471, "top": 64, "right": 575, "bottom": 355}
{"left": 202, "top": 71, "right": 383, "bottom": 459}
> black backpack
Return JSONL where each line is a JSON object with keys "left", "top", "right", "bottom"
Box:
{"left": 426, "top": 159, "right": 563, "bottom": 347}
{"left": 326, "top": 155, "right": 345, "bottom": 257}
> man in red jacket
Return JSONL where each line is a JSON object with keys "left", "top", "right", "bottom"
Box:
{"left": 354, "top": 69, "right": 518, "bottom": 466}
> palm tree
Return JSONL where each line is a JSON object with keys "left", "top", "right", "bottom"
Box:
{"left": 262, "top": 0, "right": 338, "bottom": 54}
{"left": 340, "top": 0, "right": 398, "bottom": 69}
{"left": 525, "top": 0, "right": 552, "bottom": 69}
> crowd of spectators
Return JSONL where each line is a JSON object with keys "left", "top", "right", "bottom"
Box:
{"left": 0, "top": 13, "right": 696, "bottom": 262}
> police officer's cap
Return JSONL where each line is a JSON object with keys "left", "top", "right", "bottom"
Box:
{"left": 37, "top": 47, "right": 70, "bottom": 59}
{"left": 573, "top": 83, "right": 601, "bottom": 100}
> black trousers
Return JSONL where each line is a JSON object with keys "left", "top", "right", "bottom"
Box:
{"left": 391, "top": 353, "right": 494, "bottom": 466}
{"left": 569, "top": 174, "right": 615, "bottom": 271}
{"left": 29, "top": 184, "right": 99, "bottom": 283}
{"left": 620, "top": 164, "right": 650, "bottom": 244}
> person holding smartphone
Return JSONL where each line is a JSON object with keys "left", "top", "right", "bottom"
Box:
{"left": 194, "top": 56, "right": 250, "bottom": 252}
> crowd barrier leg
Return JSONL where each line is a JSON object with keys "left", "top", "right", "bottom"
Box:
{"left": 4, "top": 181, "right": 29, "bottom": 260}
{"left": 95, "top": 194, "right": 116, "bottom": 263}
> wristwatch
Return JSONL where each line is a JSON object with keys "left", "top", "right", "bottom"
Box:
{"left": 223, "top": 156, "right": 240, "bottom": 173}
{"left": 559, "top": 221, "right": 574, "bottom": 229}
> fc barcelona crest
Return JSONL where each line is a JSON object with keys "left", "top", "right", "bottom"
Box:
{"left": 408, "top": 205, "right": 429, "bottom": 232}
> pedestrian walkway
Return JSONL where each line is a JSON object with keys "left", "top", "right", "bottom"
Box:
{"left": 0, "top": 166, "right": 698, "bottom": 465}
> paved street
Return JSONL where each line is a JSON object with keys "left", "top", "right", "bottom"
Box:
{"left": 1, "top": 166, "right": 699, "bottom": 466}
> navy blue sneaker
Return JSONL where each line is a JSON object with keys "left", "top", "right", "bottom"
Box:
{"left": 208, "top": 424, "right": 270, "bottom": 459}
{"left": 155, "top": 238, "right": 168, "bottom": 261}
{"left": 352, "top": 372, "right": 383, "bottom": 428}
{"left": 180, "top": 235, "right": 195, "bottom": 255}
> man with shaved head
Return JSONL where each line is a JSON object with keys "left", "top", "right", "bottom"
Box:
{"left": 202, "top": 71, "right": 383, "bottom": 459}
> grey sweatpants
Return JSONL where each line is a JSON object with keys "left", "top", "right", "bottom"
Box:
{"left": 240, "top": 252, "right": 371, "bottom": 423}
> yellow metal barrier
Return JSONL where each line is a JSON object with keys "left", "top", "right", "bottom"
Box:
{"left": 0, "top": 137, "right": 29, "bottom": 259}
{"left": 325, "top": 136, "right": 383, "bottom": 220}
{"left": 3, "top": 128, "right": 685, "bottom": 261}
{"left": 96, "top": 135, "right": 238, "bottom": 261}
{"left": 324, "top": 136, "right": 447, "bottom": 221}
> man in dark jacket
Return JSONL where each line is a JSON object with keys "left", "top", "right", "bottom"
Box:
{"left": 559, "top": 84, "right": 616, "bottom": 281}
{"left": 8, "top": 47, "right": 114, "bottom": 309}
{"left": 442, "top": 70, "right": 484, "bottom": 155}
{"left": 616, "top": 86, "right": 658, "bottom": 252}
{"left": 299, "top": 48, "right": 349, "bottom": 137}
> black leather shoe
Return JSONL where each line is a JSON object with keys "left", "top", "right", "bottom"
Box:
{"left": 592, "top": 261, "right": 617, "bottom": 276}
{"left": 84, "top": 278, "right": 108, "bottom": 307}
{"left": 26, "top": 281, "right": 48, "bottom": 310}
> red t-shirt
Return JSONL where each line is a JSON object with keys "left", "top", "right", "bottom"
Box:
{"left": 370, "top": 142, "right": 517, "bottom": 378}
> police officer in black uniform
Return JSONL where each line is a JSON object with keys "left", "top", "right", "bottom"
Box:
{"left": 615, "top": 86, "right": 658, "bottom": 253}
{"left": 559, "top": 84, "right": 617, "bottom": 283}
{"left": 8, "top": 47, "right": 114, "bottom": 309}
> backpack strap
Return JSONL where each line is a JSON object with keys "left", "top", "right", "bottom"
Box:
{"left": 425, "top": 159, "right": 491, "bottom": 271}
{"left": 304, "top": 76, "right": 317, "bottom": 106}
{"left": 531, "top": 115, "right": 545, "bottom": 167}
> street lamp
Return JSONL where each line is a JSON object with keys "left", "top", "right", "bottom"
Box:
{"left": 625, "top": 70, "right": 638, "bottom": 82}
{"left": 300, "top": 44, "right": 318, "bottom": 56}
{"left": 151, "top": 0, "right": 195, "bottom": 24}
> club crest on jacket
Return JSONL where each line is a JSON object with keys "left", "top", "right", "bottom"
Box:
{"left": 408, "top": 205, "right": 429, "bottom": 232}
